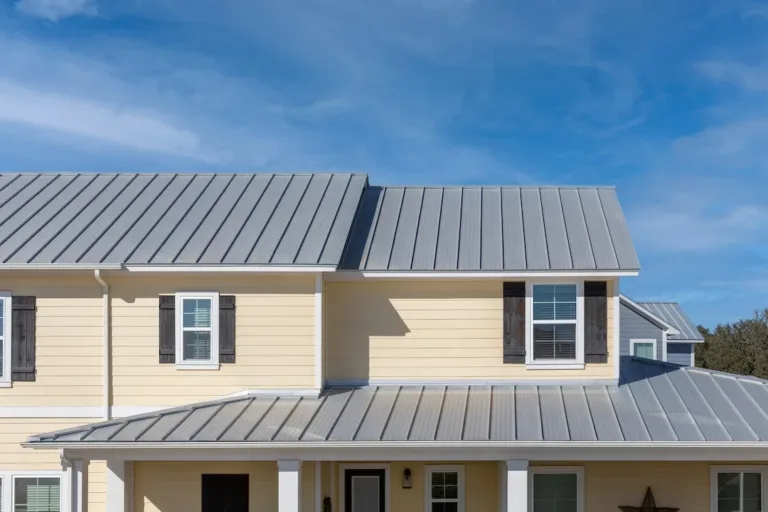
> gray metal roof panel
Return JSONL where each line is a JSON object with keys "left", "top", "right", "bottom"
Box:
{"left": 341, "top": 186, "right": 638, "bottom": 271}
{"left": 35, "top": 360, "right": 768, "bottom": 445}
{"left": 0, "top": 173, "right": 365, "bottom": 267}
{"left": 637, "top": 302, "right": 704, "bottom": 341}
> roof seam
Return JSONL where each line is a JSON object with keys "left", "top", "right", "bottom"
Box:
{"left": 376, "top": 387, "right": 400, "bottom": 441}
{"left": 708, "top": 374, "right": 760, "bottom": 441}
{"left": 459, "top": 386, "right": 470, "bottom": 441}
{"left": 643, "top": 372, "right": 680, "bottom": 442}
{"left": 265, "top": 174, "right": 314, "bottom": 264}
{"left": 242, "top": 399, "right": 278, "bottom": 441}
{"left": 594, "top": 187, "right": 620, "bottom": 269}
{"left": 405, "top": 386, "right": 425, "bottom": 441}
{"left": 385, "top": 189, "right": 407, "bottom": 270}
{"left": 576, "top": 188, "right": 597, "bottom": 270}
{"left": 0, "top": 174, "right": 48, "bottom": 233}
{"left": 133, "top": 415, "right": 164, "bottom": 442}
{"left": 682, "top": 370, "right": 732, "bottom": 441}
{"left": 318, "top": 174, "right": 354, "bottom": 265}
{"left": 298, "top": 393, "right": 329, "bottom": 441}
{"left": 160, "top": 408, "right": 196, "bottom": 441}
{"left": 431, "top": 189, "right": 445, "bottom": 270}
{"left": 215, "top": 398, "right": 255, "bottom": 441}
{"left": 269, "top": 398, "right": 303, "bottom": 442}
{"left": 352, "top": 387, "right": 380, "bottom": 441}
{"left": 219, "top": 175, "right": 273, "bottom": 263}
{"left": 621, "top": 380, "right": 653, "bottom": 441}
{"left": 195, "top": 174, "right": 254, "bottom": 264}
{"left": 498, "top": 189, "right": 505, "bottom": 269}
{"left": 518, "top": 191, "right": 527, "bottom": 269}
{"left": 0, "top": 174, "right": 21, "bottom": 196}
{"left": 433, "top": 386, "right": 448, "bottom": 441}
{"left": 243, "top": 175, "right": 293, "bottom": 264}
{"left": 663, "top": 371, "right": 705, "bottom": 441}
{"left": 538, "top": 189, "right": 551, "bottom": 270}
{"left": 292, "top": 174, "right": 333, "bottom": 264}
{"left": 189, "top": 402, "right": 227, "bottom": 442}
{"left": 408, "top": 189, "right": 426, "bottom": 270}
{"left": 558, "top": 189, "right": 575, "bottom": 270}
{"left": 361, "top": 187, "right": 386, "bottom": 270}
{"left": 323, "top": 390, "right": 356, "bottom": 441}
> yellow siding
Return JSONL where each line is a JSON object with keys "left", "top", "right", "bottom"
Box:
{"left": 134, "top": 461, "right": 316, "bottom": 512}
{"left": 110, "top": 274, "right": 316, "bottom": 406}
{"left": 0, "top": 274, "right": 103, "bottom": 406}
{"left": 0, "top": 418, "right": 106, "bottom": 512}
{"left": 326, "top": 279, "right": 617, "bottom": 382}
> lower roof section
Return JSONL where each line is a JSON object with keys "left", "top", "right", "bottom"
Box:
{"left": 28, "top": 358, "right": 768, "bottom": 446}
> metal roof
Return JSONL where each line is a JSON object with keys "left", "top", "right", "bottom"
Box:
{"left": 341, "top": 186, "right": 639, "bottom": 272}
{"left": 638, "top": 302, "right": 704, "bottom": 341}
{"left": 0, "top": 173, "right": 367, "bottom": 266}
{"left": 29, "top": 359, "right": 768, "bottom": 445}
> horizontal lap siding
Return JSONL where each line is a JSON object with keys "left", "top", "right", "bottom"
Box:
{"left": 134, "top": 461, "right": 316, "bottom": 512}
{"left": 667, "top": 343, "right": 694, "bottom": 366}
{"left": 619, "top": 303, "right": 664, "bottom": 360}
{"left": 110, "top": 275, "right": 315, "bottom": 407}
{"left": 326, "top": 280, "right": 616, "bottom": 382}
{"left": 0, "top": 274, "right": 103, "bottom": 406}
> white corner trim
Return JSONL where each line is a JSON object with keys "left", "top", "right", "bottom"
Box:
{"left": 338, "top": 463, "right": 390, "bottom": 512}
{"left": 506, "top": 460, "right": 528, "bottom": 512}
{"left": 124, "top": 265, "right": 336, "bottom": 273}
{"left": 691, "top": 345, "right": 696, "bottom": 367}
{"left": 662, "top": 331, "right": 668, "bottom": 362}
{"left": 93, "top": 270, "right": 110, "bottom": 420}
{"left": 314, "top": 275, "right": 323, "bottom": 392}
{"left": 0, "top": 292, "right": 11, "bottom": 387}
{"left": 613, "top": 279, "right": 620, "bottom": 380}
{"left": 630, "top": 339, "right": 658, "bottom": 360}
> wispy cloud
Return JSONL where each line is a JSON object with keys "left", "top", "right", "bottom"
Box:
{"left": 696, "top": 60, "right": 768, "bottom": 92}
{"left": 15, "top": 0, "right": 97, "bottom": 21}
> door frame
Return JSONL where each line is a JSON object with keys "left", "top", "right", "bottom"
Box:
{"left": 338, "top": 463, "right": 391, "bottom": 512}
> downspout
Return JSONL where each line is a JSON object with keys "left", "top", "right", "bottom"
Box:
{"left": 94, "top": 270, "right": 110, "bottom": 420}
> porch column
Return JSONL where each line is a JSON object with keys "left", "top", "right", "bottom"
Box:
{"left": 106, "top": 460, "right": 134, "bottom": 512}
{"left": 278, "top": 460, "right": 302, "bottom": 512}
{"left": 506, "top": 460, "right": 529, "bottom": 512}
{"left": 70, "top": 460, "right": 88, "bottom": 512}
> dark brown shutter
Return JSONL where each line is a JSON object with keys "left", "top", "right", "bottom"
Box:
{"left": 584, "top": 281, "right": 608, "bottom": 363}
{"left": 159, "top": 295, "right": 175, "bottom": 364}
{"left": 503, "top": 282, "right": 526, "bottom": 363}
{"left": 11, "top": 296, "right": 36, "bottom": 382}
{"left": 219, "top": 295, "right": 236, "bottom": 364}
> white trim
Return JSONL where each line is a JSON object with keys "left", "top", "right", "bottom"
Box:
{"left": 315, "top": 461, "right": 322, "bottom": 512}
{"left": 630, "top": 339, "right": 658, "bottom": 360}
{"left": 222, "top": 388, "right": 322, "bottom": 399}
{"left": 174, "top": 292, "right": 220, "bottom": 369}
{"left": 0, "top": 292, "right": 10, "bottom": 386}
{"left": 506, "top": 460, "right": 529, "bottom": 512}
{"left": 351, "top": 270, "right": 639, "bottom": 280}
{"left": 52, "top": 444, "right": 768, "bottom": 463}
{"left": 498, "top": 462, "right": 507, "bottom": 512}
{"left": 613, "top": 279, "right": 620, "bottom": 381}
{"left": 526, "top": 281, "right": 583, "bottom": 368}
{"left": 106, "top": 459, "right": 127, "bottom": 512}
{"left": 619, "top": 294, "right": 680, "bottom": 335}
{"left": 691, "top": 345, "right": 696, "bottom": 367}
{"left": 0, "top": 263, "right": 121, "bottom": 270}
{"left": 662, "top": 331, "right": 668, "bottom": 362}
{"left": 338, "top": 463, "right": 390, "bottom": 512}
{"left": 94, "top": 270, "right": 110, "bottom": 420}
{"left": 709, "top": 465, "right": 768, "bottom": 512}
{"left": 2, "top": 470, "right": 66, "bottom": 512}
{"left": 325, "top": 378, "right": 618, "bottom": 387}
{"left": 124, "top": 265, "right": 336, "bottom": 273}
{"left": 529, "top": 466, "right": 585, "bottom": 512}
{"left": 425, "top": 465, "right": 465, "bottom": 512}
{"left": 314, "top": 275, "right": 323, "bottom": 392}
{"left": 278, "top": 460, "right": 302, "bottom": 512}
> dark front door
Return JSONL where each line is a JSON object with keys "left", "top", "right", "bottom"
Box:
{"left": 345, "top": 469, "right": 386, "bottom": 512}
{"left": 202, "top": 474, "right": 249, "bottom": 512}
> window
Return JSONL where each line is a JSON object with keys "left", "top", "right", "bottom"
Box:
{"left": 0, "top": 292, "right": 10, "bottom": 384}
{"left": 530, "top": 467, "right": 584, "bottom": 512}
{"left": 13, "top": 477, "right": 60, "bottom": 512}
{"left": 529, "top": 283, "right": 582, "bottom": 366}
{"left": 712, "top": 467, "right": 768, "bottom": 512}
{"left": 175, "top": 292, "right": 219, "bottom": 368}
{"left": 425, "top": 466, "right": 464, "bottom": 512}
{"left": 630, "top": 339, "right": 657, "bottom": 360}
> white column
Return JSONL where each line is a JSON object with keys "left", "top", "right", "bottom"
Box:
{"left": 314, "top": 461, "right": 322, "bottom": 512}
{"left": 278, "top": 460, "right": 302, "bottom": 512}
{"left": 506, "top": 460, "right": 529, "bottom": 512}
{"left": 71, "top": 460, "right": 88, "bottom": 512}
{"left": 106, "top": 460, "right": 132, "bottom": 512}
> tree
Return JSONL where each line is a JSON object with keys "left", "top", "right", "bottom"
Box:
{"left": 695, "top": 310, "right": 768, "bottom": 378}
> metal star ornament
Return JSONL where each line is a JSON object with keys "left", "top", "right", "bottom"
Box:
{"left": 619, "top": 488, "right": 679, "bottom": 512}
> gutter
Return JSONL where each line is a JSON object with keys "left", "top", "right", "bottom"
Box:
{"left": 93, "top": 270, "right": 110, "bottom": 420}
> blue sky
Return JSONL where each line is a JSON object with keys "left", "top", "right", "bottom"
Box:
{"left": 1, "top": 0, "right": 768, "bottom": 327}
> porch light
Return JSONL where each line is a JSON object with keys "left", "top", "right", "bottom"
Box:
{"left": 402, "top": 468, "right": 412, "bottom": 489}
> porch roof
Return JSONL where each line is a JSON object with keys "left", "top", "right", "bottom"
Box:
{"left": 27, "top": 358, "right": 768, "bottom": 446}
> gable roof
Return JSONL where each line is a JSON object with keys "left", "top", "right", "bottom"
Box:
{"left": 27, "top": 358, "right": 768, "bottom": 446}
{"left": 341, "top": 185, "right": 639, "bottom": 272}
{"left": 619, "top": 294, "right": 680, "bottom": 335}
{"left": 637, "top": 302, "right": 704, "bottom": 341}
{"left": 0, "top": 173, "right": 367, "bottom": 267}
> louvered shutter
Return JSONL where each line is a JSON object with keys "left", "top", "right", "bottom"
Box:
{"left": 219, "top": 295, "right": 236, "bottom": 363}
{"left": 11, "top": 296, "right": 36, "bottom": 381}
{"left": 503, "top": 282, "right": 526, "bottom": 363}
{"left": 159, "top": 295, "right": 175, "bottom": 364}
{"left": 584, "top": 281, "right": 608, "bottom": 363}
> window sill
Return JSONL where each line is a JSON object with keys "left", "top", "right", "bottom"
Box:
{"left": 0, "top": 381, "right": 11, "bottom": 388}
{"left": 175, "top": 363, "right": 220, "bottom": 371}
{"left": 525, "top": 362, "right": 585, "bottom": 370}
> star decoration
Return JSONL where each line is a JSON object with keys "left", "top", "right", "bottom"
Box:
{"left": 619, "top": 488, "right": 679, "bottom": 512}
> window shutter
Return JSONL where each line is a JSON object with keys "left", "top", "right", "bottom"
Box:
{"left": 584, "top": 281, "right": 608, "bottom": 363}
{"left": 219, "top": 295, "right": 236, "bottom": 364}
{"left": 11, "top": 296, "right": 36, "bottom": 382}
{"left": 503, "top": 282, "right": 526, "bottom": 364}
{"left": 159, "top": 295, "right": 175, "bottom": 364}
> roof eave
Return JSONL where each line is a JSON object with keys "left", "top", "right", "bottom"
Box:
{"left": 619, "top": 294, "right": 680, "bottom": 334}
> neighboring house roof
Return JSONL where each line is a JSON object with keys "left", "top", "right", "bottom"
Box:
{"left": 619, "top": 294, "right": 680, "bottom": 335}
{"left": 0, "top": 173, "right": 367, "bottom": 267}
{"left": 27, "top": 358, "right": 768, "bottom": 445}
{"left": 341, "top": 185, "right": 639, "bottom": 272}
{"left": 637, "top": 302, "right": 704, "bottom": 342}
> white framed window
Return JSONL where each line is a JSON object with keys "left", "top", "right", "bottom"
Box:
{"left": 175, "top": 292, "right": 219, "bottom": 369}
{"left": 529, "top": 467, "right": 584, "bottom": 512}
{"left": 526, "top": 282, "right": 584, "bottom": 369}
{"left": 425, "top": 465, "right": 464, "bottom": 512}
{"left": 0, "top": 292, "right": 11, "bottom": 386}
{"left": 710, "top": 466, "right": 768, "bottom": 512}
{"left": 630, "top": 339, "right": 657, "bottom": 360}
{"left": 0, "top": 471, "right": 63, "bottom": 512}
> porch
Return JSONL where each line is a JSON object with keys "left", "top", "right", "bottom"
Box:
{"left": 64, "top": 456, "right": 758, "bottom": 512}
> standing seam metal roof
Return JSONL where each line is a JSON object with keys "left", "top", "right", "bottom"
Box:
{"left": 340, "top": 186, "right": 639, "bottom": 271}
{"left": 29, "top": 359, "right": 768, "bottom": 444}
{"left": 638, "top": 302, "right": 704, "bottom": 341}
{"left": 0, "top": 173, "right": 368, "bottom": 266}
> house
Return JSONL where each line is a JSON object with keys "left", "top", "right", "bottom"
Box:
{"left": 620, "top": 295, "right": 705, "bottom": 365}
{"left": 0, "top": 172, "right": 762, "bottom": 512}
